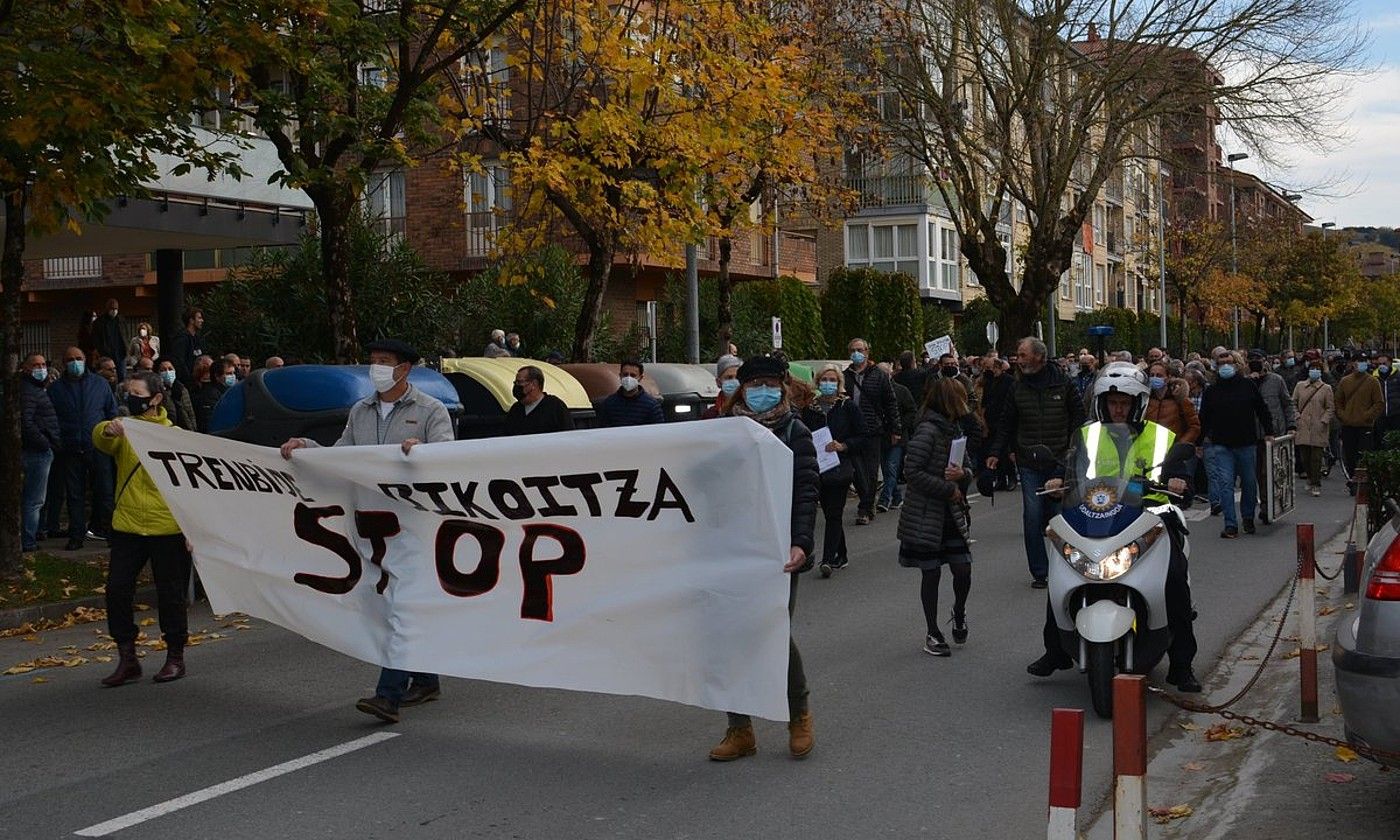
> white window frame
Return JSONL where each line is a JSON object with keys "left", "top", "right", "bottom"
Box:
{"left": 364, "top": 169, "right": 406, "bottom": 241}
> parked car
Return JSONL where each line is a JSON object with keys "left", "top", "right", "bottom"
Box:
{"left": 1333, "top": 504, "right": 1400, "bottom": 766}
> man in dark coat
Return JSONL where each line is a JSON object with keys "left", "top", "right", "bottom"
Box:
{"left": 502, "top": 365, "right": 575, "bottom": 435}
{"left": 987, "top": 337, "right": 1086, "bottom": 587}
{"left": 595, "top": 359, "right": 665, "bottom": 427}
{"left": 92, "top": 298, "right": 126, "bottom": 381}
{"left": 842, "top": 337, "right": 897, "bottom": 525}
{"left": 164, "top": 308, "right": 205, "bottom": 386}
{"left": 20, "top": 353, "right": 62, "bottom": 551}
{"left": 47, "top": 346, "right": 119, "bottom": 549}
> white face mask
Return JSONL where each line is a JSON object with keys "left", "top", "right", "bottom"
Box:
{"left": 139, "top": 329, "right": 149, "bottom": 337}
{"left": 369, "top": 363, "right": 401, "bottom": 394}
{"left": 620, "top": 375, "right": 640, "bottom": 392}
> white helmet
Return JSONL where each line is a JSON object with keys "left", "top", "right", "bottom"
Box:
{"left": 1092, "top": 361, "right": 1150, "bottom": 424}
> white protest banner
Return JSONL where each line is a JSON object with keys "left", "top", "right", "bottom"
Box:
{"left": 924, "top": 335, "right": 953, "bottom": 360}
{"left": 125, "top": 418, "right": 794, "bottom": 720}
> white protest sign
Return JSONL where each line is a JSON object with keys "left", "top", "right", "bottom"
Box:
{"left": 125, "top": 419, "right": 794, "bottom": 720}
{"left": 924, "top": 335, "right": 953, "bottom": 360}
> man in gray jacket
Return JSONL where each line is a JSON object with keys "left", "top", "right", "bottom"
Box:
{"left": 1249, "top": 354, "right": 1296, "bottom": 439}
{"left": 280, "top": 338, "right": 454, "bottom": 723}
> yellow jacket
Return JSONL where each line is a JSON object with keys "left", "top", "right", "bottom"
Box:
{"left": 92, "top": 408, "right": 181, "bottom": 536}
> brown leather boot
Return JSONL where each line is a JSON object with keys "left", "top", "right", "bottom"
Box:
{"left": 153, "top": 647, "right": 186, "bottom": 683}
{"left": 788, "top": 711, "right": 814, "bottom": 758}
{"left": 708, "top": 726, "right": 757, "bottom": 761}
{"left": 101, "top": 642, "right": 142, "bottom": 687}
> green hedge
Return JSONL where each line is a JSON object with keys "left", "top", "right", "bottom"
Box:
{"left": 656, "top": 274, "right": 824, "bottom": 362}
{"left": 819, "top": 267, "right": 924, "bottom": 361}
{"left": 1364, "top": 432, "right": 1400, "bottom": 537}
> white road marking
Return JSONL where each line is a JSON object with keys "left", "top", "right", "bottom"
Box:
{"left": 73, "top": 731, "right": 400, "bottom": 837}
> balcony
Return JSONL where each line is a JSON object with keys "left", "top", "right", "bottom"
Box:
{"left": 466, "top": 209, "right": 512, "bottom": 257}
{"left": 847, "top": 174, "right": 934, "bottom": 209}
{"left": 1105, "top": 176, "right": 1124, "bottom": 205}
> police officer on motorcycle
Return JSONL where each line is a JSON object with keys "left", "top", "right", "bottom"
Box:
{"left": 1027, "top": 362, "right": 1202, "bottom": 693}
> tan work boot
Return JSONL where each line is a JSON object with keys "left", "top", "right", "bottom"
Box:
{"left": 708, "top": 726, "right": 757, "bottom": 761}
{"left": 788, "top": 711, "right": 814, "bottom": 758}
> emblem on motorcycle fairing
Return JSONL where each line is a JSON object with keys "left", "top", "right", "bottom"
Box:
{"left": 1082, "top": 482, "right": 1123, "bottom": 519}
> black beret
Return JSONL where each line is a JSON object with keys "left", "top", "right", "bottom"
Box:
{"left": 365, "top": 338, "right": 420, "bottom": 365}
{"left": 737, "top": 355, "right": 788, "bottom": 383}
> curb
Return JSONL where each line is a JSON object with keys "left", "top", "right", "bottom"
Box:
{"left": 0, "top": 587, "right": 158, "bottom": 633}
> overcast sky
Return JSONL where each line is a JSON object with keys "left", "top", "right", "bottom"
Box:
{"left": 1268, "top": 0, "right": 1399, "bottom": 228}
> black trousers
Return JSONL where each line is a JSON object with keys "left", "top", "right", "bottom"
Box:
{"left": 818, "top": 478, "right": 850, "bottom": 563}
{"left": 1043, "top": 527, "right": 1196, "bottom": 669}
{"left": 849, "top": 444, "right": 879, "bottom": 516}
{"left": 107, "top": 531, "right": 191, "bottom": 648}
{"left": 1341, "top": 426, "right": 1373, "bottom": 482}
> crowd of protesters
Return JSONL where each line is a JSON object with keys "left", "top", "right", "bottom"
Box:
{"left": 15, "top": 303, "right": 1398, "bottom": 761}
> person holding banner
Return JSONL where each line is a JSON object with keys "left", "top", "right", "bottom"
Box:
{"left": 709, "top": 355, "right": 820, "bottom": 762}
{"left": 280, "top": 339, "right": 454, "bottom": 723}
{"left": 92, "top": 371, "right": 193, "bottom": 686}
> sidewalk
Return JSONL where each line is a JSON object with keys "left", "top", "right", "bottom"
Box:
{"left": 1085, "top": 529, "right": 1400, "bottom": 839}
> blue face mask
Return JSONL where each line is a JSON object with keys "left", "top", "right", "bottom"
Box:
{"left": 1149, "top": 376, "right": 1166, "bottom": 391}
{"left": 1381, "top": 365, "right": 1392, "bottom": 376}
{"left": 1357, "top": 362, "right": 1370, "bottom": 374}
{"left": 1309, "top": 368, "right": 1323, "bottom": 381}
{"left": 66, "top": 360, "right": 85, "bottom": 376}
{"left": 1217, "top": 364, "right": 1237, "bottom": 380}
{"left": 30, "top": 366, "right": 47, "bottom": 382}
{"left": 850, "top": 351, "right": 866, "bottom": 365}
{"left": 818, "top": 381, "right": 838, "bottom": 397}
{"left": 223, "top": 374, "right": 237, "bottom": 387}
{"left": 720, "top": 378, "right": 740, "bottom": 396}
{"left": 161, "top": 370, "right": 176, "bottom": 386}
{"left": 1284, "top": 358, "right": 1296, "bottom": 367}
{"left": 744, "top": 385, "right": 783, "bottom": 413}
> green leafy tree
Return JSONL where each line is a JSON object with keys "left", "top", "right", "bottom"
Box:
{"left": 204, "top": 0, "right": 530, "bottom": 362}
{"left": 0, "top": 0, "right": 229, "bottom": 575}
{"left": 820, "top": 267, "right": 923, "bottom": 361}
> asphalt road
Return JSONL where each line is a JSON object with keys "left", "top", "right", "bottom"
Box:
{"left": 0, "top": 480, "right": 1361, "bottom": 839}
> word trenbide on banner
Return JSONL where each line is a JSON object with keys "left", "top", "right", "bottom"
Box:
{"left": 125, "top": 419, "right": 795, "bottom": 720}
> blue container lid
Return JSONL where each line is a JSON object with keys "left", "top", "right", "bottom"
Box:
{"left": 211, "top": 365, "right": 462, "bottom": 433}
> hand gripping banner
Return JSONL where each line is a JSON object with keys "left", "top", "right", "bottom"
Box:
{"left": 125, "top": 418, "right": 794, "bottom": 720}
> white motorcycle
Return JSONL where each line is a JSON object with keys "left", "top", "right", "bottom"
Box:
{"left": 1031, "top": 437, "right": 1195, "bottom": 718}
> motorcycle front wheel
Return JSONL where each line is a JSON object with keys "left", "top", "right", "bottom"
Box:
{"left": 1086, "top": 641, "right": 1117, "bottom": 719}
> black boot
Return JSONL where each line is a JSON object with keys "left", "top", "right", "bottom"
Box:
{"left": 153, "top": 646, "right": 186, "bottom": 683}
{"left": 1027, "top": 651, "right": 1073, "bottom": 677}
{"left": 101, "top": 642, "right": 142, "bottom": 687}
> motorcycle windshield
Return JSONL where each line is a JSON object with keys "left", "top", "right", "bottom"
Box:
{"left": 1060, "top": 423, "right": 1147, "bottom": 539}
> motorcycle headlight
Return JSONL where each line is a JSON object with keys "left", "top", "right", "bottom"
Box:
{"left": 1047, "top": 524, "right": 1165, "bottom": 582}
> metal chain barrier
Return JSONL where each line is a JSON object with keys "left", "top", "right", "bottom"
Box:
{"left": 1146, "top": 530, "right": 1400, "bottom": 764}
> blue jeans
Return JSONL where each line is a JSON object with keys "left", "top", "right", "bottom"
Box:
{"left": 880, "top": 443, "right": 905, "bottom": 507}
{"left": 21, "top": 450, "right": 54, "bottom": 550}
{"left": 1018, "top": 465, "right": 1061, "bottom": 581}
{"left": 1205, "top": 444, "right": 1258, "bottom": 529}
{"left": 375, "top": 668, "right": 439, "bottom": 705}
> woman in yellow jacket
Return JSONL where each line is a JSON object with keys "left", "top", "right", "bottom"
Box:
{"left": 92, "top": 370, "right": 191, "bottom": 686}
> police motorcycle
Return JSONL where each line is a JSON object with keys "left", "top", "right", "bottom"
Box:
{"left": 1029, "top": 432, "right": 1195, "bottom": 718}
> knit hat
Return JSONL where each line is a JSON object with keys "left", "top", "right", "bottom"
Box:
{"left": 715, "top": 354, "right": 743, "bottom": 378}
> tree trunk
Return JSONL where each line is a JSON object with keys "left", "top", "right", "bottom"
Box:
{"left": 0, "top": 184, "right": 28, "bottom": 578}
{"left": 715, "top": 237, "right": 733, "bottom": 357}
{"left": 571, "top": 244, "right": 612, "bottom": 362}
{"left": 309, "top": 188, "right": 359, "bottom": 363}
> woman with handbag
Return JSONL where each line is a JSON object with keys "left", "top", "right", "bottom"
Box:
{"left": 801, "top": 364, "right": 866, "bottom": 578}
{"left": 898, "top": 377, "right": 975, "bottom": 657}
{"left": 1292, "top": 360, "right": 1335, "bottom": 497}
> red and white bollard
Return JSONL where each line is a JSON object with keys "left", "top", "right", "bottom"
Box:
{"left": 1113, "top": 674, "right": 1148, "bottom": 840}
{"left": 1047, "top": 708, "right": 1084, "bottom": 839}
{"left": 1298, "top": 522, "right": 1320, "bottom": 723}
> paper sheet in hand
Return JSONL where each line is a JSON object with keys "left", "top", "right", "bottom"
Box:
{"left": 947, "top": 436, "right": 967, "bottom": 467}
{"left": 811, "top": 426, "right": 840, "bottom": 473}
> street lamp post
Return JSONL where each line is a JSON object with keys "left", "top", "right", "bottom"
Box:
{"left": 1321, "top": 222, "right": 1336, "bottom": 350}
{"left": 1158, "top": 167, "right": 1170, "bottom": 350}
{"left": 1227, "top": 152, "right": 1249, "bottom": 349}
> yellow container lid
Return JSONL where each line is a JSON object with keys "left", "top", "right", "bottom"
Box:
{"left": 438, "top": 358, "right": 593, "bottom": 411}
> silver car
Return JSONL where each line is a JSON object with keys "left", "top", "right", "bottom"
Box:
{"left": 1333, "top": 513, "right": 1400, "bottom": 766}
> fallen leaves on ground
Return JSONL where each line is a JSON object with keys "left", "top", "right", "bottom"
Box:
{"left": 3, "top": 655, "right": 89, "bottom": 674}
{"left": 0, "top": 606, "right": 107, "bottom": 638}
{"left": 1324, "top": 772, "right": 1357, "bottom": 783}
{"left": 1283, "top": 644, "right": 1330, "bottom": 659}
{"left": 1149, "top": 804, "right": 1193, "bottom": 824}
{"left": 1336, "top": 746, "right": 1360, "bottom": 763}
{"left": 1318, "top": 605, "right": 1338, "bottom": 616}
{"left": 31, "top": 676, "right": 48, "bottom": 684}
{"left": 1205, "top": 724, "right": 1255, "bottom": 742}
{"left": 1183, "top": 761, "right": 1205, "bottom": 772}
{"left": 1178, "top": 721, "right": 1200, "bottom": 732}
{"left": 138, "top": 618, "right": 156, "bottom": 627}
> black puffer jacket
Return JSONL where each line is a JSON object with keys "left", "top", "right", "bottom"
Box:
{"left": 843, "top": 363, "right": 898, "bottom": 441}
{"left": 20, "top": 376, "right": 61, "bottom": 453}
{"left": 990, "top": 363, "right": 1085, "bottom": 469}
{"left": 897, "top": 410, "right": 973, "bottom": 553}
{"left": 771, "top": 410, "right": 820, "bottom": 569}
